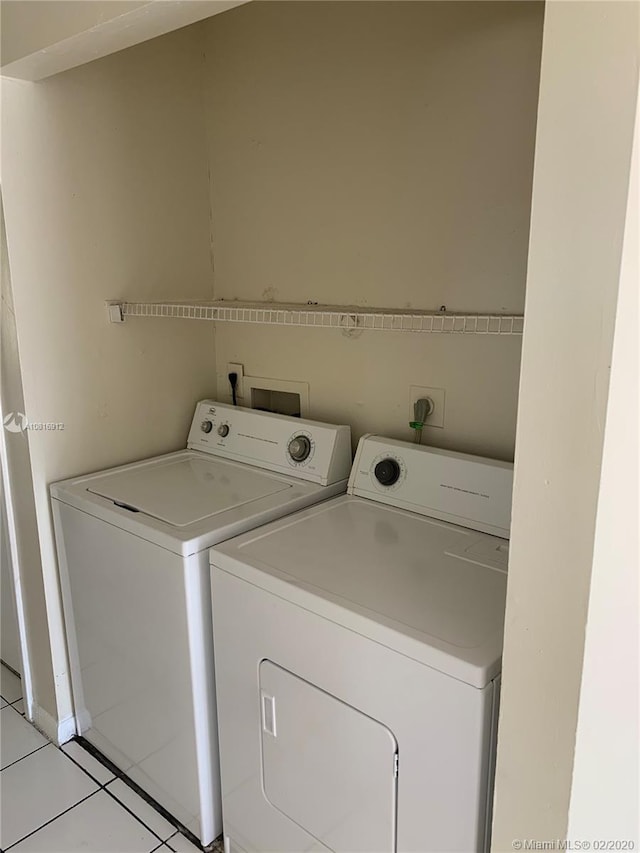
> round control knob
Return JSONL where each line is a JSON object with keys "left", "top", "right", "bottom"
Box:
{"left": 200, "top": 420, "right": 213, "bottom": 434}
{"left": 217, "top": 424, "right": 230, "bottom": 438}
{"left": 288, "top": 435, "right": 312, "bottom": 463}
{"left": 374, "top": 458, "right": 401, "bottom": 487}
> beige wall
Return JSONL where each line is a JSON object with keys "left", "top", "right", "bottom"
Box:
{"left": 492, "top": 1, "right": 640, "bottom": 848}
{"left": 204, "top": 1, "right": 544, "bottom": 459}
{"left": 1, "top": 24, "right": 216, "bottom": 721}
{"left": 0, "top": 0, "right": 543, "bottom": 726}
{"left": 1, "top": 196, "right": 55, "bottom": 714}
{"left": 567, "top": 89, "right": 639, "bottom": 845}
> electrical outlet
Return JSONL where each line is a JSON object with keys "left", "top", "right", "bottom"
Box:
{"left": 227, "top": 363, "right": 244, "bottom": 399}
{"left": 409, "top": 386, "right": 445, "bottom": 429}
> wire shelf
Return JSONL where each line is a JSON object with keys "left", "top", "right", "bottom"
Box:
{"left": 113, "top": 300, "right": 524, "bottom": 335}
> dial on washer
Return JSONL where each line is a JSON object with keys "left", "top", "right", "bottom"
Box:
{"left": 288, "top": 435, "right": 312, "bottom": 463}
{"left": 374, "top": 458, "right": 401, "bottom": 487}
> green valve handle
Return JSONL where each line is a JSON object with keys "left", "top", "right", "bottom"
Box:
{"left": 410, "top": 397, "right": 434, "bottom": 443}
{"left": 411, "top": 397, "right": 434, "bottom": 427}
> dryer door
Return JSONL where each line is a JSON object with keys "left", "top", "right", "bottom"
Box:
{"left": 259, "top": 661, "right": 397, "bottom": 852}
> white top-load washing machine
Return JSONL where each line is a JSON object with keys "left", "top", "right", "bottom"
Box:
{"left": 209, "top": 434, "right": 514, "bottom": 853}
{"left": 51, "top": 401, "right": 351, "bottom": 847}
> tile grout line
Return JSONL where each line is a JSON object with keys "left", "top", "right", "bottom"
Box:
{"left": 58, "top": 745, "right": 113, "bottom": 790}
{"left": 74, "top": 738, "right": 201, "bottom": 848}
{"left": 0, "top": 663, "right": 23, "bottom": 707}
{"left": 0, "top": 741, "right": 50, "bottom": 773}
{"left": 74, "top": 737, "right": 129, "bottom": 780}
{"left": 3, "top": 788, "right": 101, "bottom": 851}
{"left": 2, "top": 671, "right": 135, "bottom": 850}
{"left": 1, "top": 711, "right": 200, "bottom": 852}
{"left": 3, "top": 740, "right": 181, "bottom": 851}
{"left": 101, "top": 783, "right": 173, "bottom": 845}
{"left": 47, "top": 743, "right": 172, "bottom": 844}
{"left": 73, "top": 738, "right": 180, "bottom": 842}
{"left": 3, "top": 739, "right": 168, "bottom": 851}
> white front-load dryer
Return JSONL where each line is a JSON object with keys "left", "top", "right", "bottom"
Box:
{"left": 209, "top": 435, "right": 514, "bottom": 853}
{"left": 51, "top": 401, "right": 351, "bottom": 847}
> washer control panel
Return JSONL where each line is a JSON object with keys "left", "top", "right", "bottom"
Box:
{"left": 187, "top": 401, "right": 352, "bottom": 487}
{"left": 348, "top": 435, "right": 514, "bottom": 538}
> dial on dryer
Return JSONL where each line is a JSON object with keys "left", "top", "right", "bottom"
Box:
{"left": 374, "top": 458, "right": 401, "bottom": 487}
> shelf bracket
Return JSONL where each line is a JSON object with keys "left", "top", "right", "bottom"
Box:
{"left": 106, "top": 301, "right": 125, "bottom": 324}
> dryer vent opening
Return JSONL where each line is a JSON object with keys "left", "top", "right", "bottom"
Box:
{"left": 250, "top": 388, "right": 301, "bottom": 418}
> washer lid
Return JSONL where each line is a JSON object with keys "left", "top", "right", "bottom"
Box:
{"left": 87, "top": 456, "right": 292, "bottom": 527}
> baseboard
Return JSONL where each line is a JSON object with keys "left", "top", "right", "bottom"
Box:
{"left": 31, "top": 703, "right": 77, "bottom": 745}
{"left": 57, "top": 712, "right": 77, "bottom": 744}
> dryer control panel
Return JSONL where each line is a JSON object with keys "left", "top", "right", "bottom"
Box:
{"left": 187, "top": 401, "right": 351, "bottom": 486}
{"left": 348, "top": 435, "right": 513, "bottom": 539}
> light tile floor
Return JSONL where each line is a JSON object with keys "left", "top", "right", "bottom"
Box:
{"left": 0, "top": 664, "right": 223, "bottom": 853}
